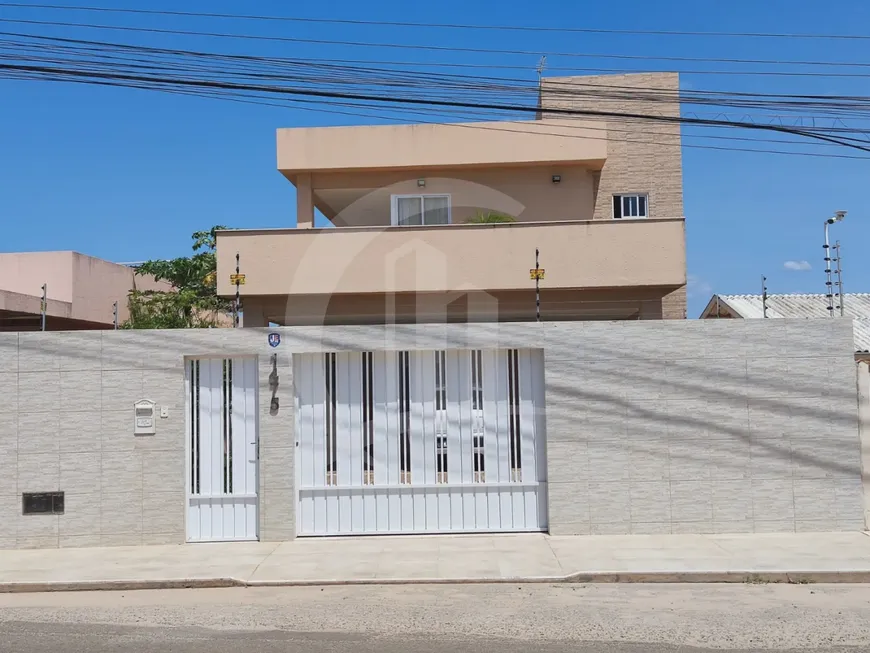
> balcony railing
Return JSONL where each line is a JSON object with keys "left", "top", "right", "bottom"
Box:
{"left": 216, "top": 218, "right": 686, "bottom": 298}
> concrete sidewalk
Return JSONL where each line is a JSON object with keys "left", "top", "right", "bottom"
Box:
{"left": 2, "top": 531, "right": 870, "bottom": 592}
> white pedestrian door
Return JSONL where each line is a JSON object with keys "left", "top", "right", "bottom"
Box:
{"left": 186, "top": 357, "right": 259, "bottom": 542}
{"left": 295, "top": 349, "right": 547, "bottom": 536}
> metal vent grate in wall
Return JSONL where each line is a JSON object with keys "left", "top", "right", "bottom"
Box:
{"left": 22, "top": 492, "right": 64, "bottom": 515}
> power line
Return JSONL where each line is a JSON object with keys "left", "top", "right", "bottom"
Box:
{"left": 1, "top": 36, "right": 866, "bottom": 112}
{"left": 6, "top": 17, "right": 870, "bottom": 79}
{"left": 2, "top": 30, "right": 869, "bottom": 156}
{"left": 6, "top": 30, "right": 870, "bottom": 116}
{"left": 8, "top": 65, "right": 870, "bottom": 159}
{"left": 3, "top": 3, "right": 870, "bottom": 41}
{"left": 4, "top": 59, "right": 868, "bottom": 153}
{"left": 24, "top": 23, "right": 870, "bottom": 71}
{"left": 164, "top": 83, "right": 869, "bottom": 150}
{"left": 143, "top": 82, "right": 849, "bottom": 154}
{"left": 167, "top": 89, "right": 870, "bottom": 160}
{"left": 5, "top": 33, "right": 870, "bottom": 143}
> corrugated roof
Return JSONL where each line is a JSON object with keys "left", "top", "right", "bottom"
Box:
{"left": 715, "top": 293, "right": 870, "bottom": 320}
{"left": 854, "top": 318, "right": 870, "bottom": 353}
{"left": 707, "top": 293, "right": 870, "bottom": 352}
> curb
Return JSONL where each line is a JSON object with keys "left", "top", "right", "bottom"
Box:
{"left": 0, "top": 578, "right": 246, "bottom": 594}
{"left": 2, "top": 570, "right": 870, "bottom": 593}
{"left": 561, "top": 570, "right": 870, "bottom": 584}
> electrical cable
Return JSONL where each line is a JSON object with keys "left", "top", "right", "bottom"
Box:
{"left": 155, "top": 87, "right": 870, "bottom": 160}
{"left": 7, "top": 30, "right": 870, "bottom": 117}
{"left": 4, "top": 59, "right": 868, "bottom": 154}
{"left": 5, "top": 17, "right": 870, "bottom": 79}
{"left": 5, "top": 30, "right": 870, "bottom": 116}
{"left": 3, "top": 3, "right": 870, "bottom": 42}
{"left": 2, "top": 29, "right": 869, "bottom": 157}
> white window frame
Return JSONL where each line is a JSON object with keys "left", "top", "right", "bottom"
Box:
{"left": 612, "top": 193, "right": 649, "bottom": 220}
{"left": 390, "top": 194, "right": 452, "bottom": 226}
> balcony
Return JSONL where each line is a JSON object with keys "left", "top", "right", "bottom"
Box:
{"left": 216, "top": 218, "right": 685, "bottom": 301}
{"left": 277, "top": 119, "right": 608, "bottom": 175}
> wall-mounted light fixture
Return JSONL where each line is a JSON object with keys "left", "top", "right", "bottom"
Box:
{"left": 417, "top": 179, "right": 426, "bottom": 188}
{"left": 551, "top": 175, "right": 561, "bottom": 184}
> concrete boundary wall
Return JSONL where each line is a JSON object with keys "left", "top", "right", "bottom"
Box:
{"left": 0, "top": 319, "right": 863, "bottom": 549}
{"left": 855, "top": 362, "right": 870, "bottom": 530}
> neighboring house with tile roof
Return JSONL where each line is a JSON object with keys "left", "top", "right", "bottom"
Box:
{"left": 699, "top": 293, "right": 870, "bottom": 360}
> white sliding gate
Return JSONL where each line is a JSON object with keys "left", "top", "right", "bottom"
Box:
{"left": 295, "top": 349, "right": 547, "bottom": 536}
{"left": 186, "top": 357, "right": 259, "bottom": 542}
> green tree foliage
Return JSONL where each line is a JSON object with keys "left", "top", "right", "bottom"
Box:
{"left": 123, "top": 226, "right": 232, "bottom": 329}
{"left": 465, "top": 211, "right": 516, "bottom": 224}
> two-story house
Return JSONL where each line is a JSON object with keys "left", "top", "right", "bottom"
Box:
{"left": 4, "top": 74, "right": 867, "bottom": 548}
{"left": 216, "top": 72, "right": 686, "bottom": 326}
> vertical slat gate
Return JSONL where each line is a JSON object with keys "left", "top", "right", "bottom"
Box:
{"left": 457, "top": 350, "right": 475, "bottom": 528}
{"left": 482, "top": 350, "right": 502, "bottom": 527}
{"left": 295, "top": 348, "right": 546, "bottom": 536}
{"left": 409, "top": 352, "right": 427, "bottom": 531}
{"left": 187, "top": 357, "right": 259, "bottom": 542}
{"left": 420, "top": 351, "right": 437, "bottom": 529}
{"left": 531, "top": 349, "right": 549, "bottom": 529}
{"left": 495, "top": 350, "right": 513, "bottom": 526}
{"left": 373, "top": 351, "right": 390, "bottom": 531}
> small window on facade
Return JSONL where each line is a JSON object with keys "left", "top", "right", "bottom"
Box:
{"left": 22, "top": 492, "right": 64, "bottom": 515}
{"left": 392, "top": 195, "right": 451, "bottom": 226}
{"left": 612, "top": 194, "right": 648, "bottom": 219}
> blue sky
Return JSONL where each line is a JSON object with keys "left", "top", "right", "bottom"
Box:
{"left": 1, "top": 0, "right": 869, "bottom": 317}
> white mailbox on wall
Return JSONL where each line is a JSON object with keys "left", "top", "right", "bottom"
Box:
{"left": 133, "top": 399, "right": 156, "bottom": 436}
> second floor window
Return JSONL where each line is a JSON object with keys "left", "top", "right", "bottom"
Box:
{"left": 391, "top": 194, "right": 451, "bottom": 226}
{"left": 613, "top": 194, "right": 648, "bottom": 219}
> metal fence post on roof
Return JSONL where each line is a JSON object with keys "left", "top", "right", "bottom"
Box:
{"left": 834, "top": 241, "right": 845, "bottom": 317}
{"left": 824, "top": 211, "right": 846, "bottom": 317}
{"left": 40, "top": 283, "right": 47, "bottom": 331}
{"left": 534, "top": 247, "right": 541, "bottom": 322}
{"left": 235, "top": 251, "right": 241, "bottom": 328}
{"left": 761, "top": 276, "right": 768, "bottom": 318}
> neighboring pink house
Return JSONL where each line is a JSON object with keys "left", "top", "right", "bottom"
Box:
{"left": 0, "top": 251, "right": 170, "bottom": 331}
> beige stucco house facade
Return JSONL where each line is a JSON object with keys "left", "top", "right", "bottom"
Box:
{"left": 0, "top": 251, "right": 170, "bottom": 331}
{"left": 216, "top": 72, "right": 687, "bottom": 326}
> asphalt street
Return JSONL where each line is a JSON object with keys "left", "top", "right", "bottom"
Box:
{"left": 0, "top": 583, "right": 869, "bottom": 652}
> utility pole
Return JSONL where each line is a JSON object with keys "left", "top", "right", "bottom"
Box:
{"left": 824, "top": 211, "right": 846, "bottom": 316}
{"left": 40, "top": 283, "right": 47, "bottom": 331}
{"left": 761, "top": 276, "right": 769, "bottom": 318}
